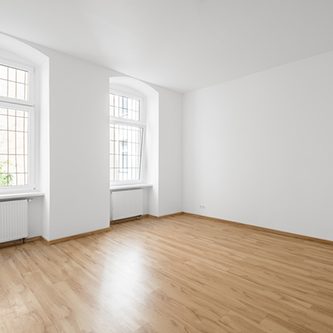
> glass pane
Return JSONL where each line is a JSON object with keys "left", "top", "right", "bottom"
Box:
{"left": 110, "top": 123, "right": 142, "bottom": 183}
{"left": 8, "top": 116, "right": 16, "bottom": 131}
{"left": 16, "top": 116, "right": 24, "bottom": 132}
{"left": 0, "top": 63, "right": 29, "bottom": 102}
{"left": 17, "top": 83, "right": 25, "bottom": 100}
{"left": 0, "top": 107, "right": 29, "bottom": 188}
{"left": 0, "top": 65, "right": 7, "bottom": 79}
{"left": 109, "top": 93, "right": 141, "bottom": 121}
{"left": 17, "top": 174, "right": 25, "bottom": 186}
{"left": 8, "top": 68, "right": 16, "bottom": 81}
{"left": 8, "top": 81, "right": 16, "bottom": 98}
{"left": 0, "top": 79, "right": 7, "bottom": 97}
{"left": 0, "top": 131, "right": 7, "bottom": 154}
{"left": 0, "top": 115, "right": 7, "bottom": 130}
{"left": 16, "top": 70, "right": 26, "bottom": 83}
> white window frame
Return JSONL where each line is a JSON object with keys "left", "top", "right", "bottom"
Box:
{"left": 0, "top": 58, "right": 36, "bottom": 193}
{"left": 0, "top": 58, "right": 34, "bottom": 106}
{"left": 110, "top": 88, "right": 146, "bottom": 186}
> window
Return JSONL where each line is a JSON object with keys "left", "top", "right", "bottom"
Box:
{"left": 0, "top": 60, "right": 34, "bottom": 190}
{"left": 110, "top": 91, "right": 144, "bottom": 184}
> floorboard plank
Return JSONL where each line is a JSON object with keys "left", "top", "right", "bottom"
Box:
{"left": 0, "top": 215, "right": 333, "bottom": 332}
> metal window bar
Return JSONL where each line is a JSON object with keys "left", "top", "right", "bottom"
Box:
{"left": 110, "top": 91, "right": 143, "bottom": 183}
{"left": 110, "top": 123, "right": 143, "bottom": 183}
{"left": 0, "top": 107, "right": 29, "bottom": 187}
{"left": 110, "top": 93, "right": 140, "bottom": 121}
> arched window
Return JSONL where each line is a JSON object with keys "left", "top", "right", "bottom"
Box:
{"left": 110, "top": 88, "right": 145, "bottom": 184}
{"left": 0, "top": 59, "right": 35, "bottom": 190}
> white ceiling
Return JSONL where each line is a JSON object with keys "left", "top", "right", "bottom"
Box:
{"left": 1, "top": 0, "right": 333, "bottom": 92}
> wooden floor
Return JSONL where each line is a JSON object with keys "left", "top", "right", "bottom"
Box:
{"left": 1, "top": 215, "right": 333, "bottom": 333}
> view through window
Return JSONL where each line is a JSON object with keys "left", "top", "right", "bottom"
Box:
{"left": 0, "top": 62, "right": 33, "bottom": 189}
{"left": 110, "top": 92, "right": 144, "bottom": 184}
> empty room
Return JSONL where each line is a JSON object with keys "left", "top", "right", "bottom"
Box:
{"left": 0, "top": 0, "right": 333, "bottom": 332}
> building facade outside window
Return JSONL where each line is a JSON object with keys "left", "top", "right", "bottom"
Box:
{"left": 110, "top": 90, "right": 145, "bottom": 185}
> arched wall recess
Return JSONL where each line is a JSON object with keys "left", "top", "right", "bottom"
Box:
{"left": 110, "top": 76, "right": 160, "bottom": 216}
{"left": 0, "top": 32, "right": 50, "bottom": 239}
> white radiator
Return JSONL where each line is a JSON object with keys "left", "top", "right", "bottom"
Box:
{"left": 0, "top": 200, "right": 28, "bottom": 243}
{"left": 111, "top": 189, "right": 143, "bottom": 221}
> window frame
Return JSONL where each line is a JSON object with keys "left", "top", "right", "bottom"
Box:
{"left": 109, "top": 88, "right": 145, "bottom": 186}
{"left": 0, "top": 58, "right": 36, "bottom": 193}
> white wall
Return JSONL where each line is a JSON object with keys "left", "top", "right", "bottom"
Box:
{"left": 45, "top": 49, "right": 111, "bottom": 240}
{"left": 183, "top": 51, "right": 333, "bottom": 241}
{"left": 158, "top": 88, "right": 183, "bottom": 215}
{"left": 27, "top": 197, "right": 43, "bottom": 237}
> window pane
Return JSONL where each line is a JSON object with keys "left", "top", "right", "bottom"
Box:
{"left": 16, "top": 116, "right": 24, "bottom": 132}
{"left": 8, "top": 82, "right": 16, "bottom": 99}
{"left": 0, "top": 114, "right": 7, "bottom": 130}
{"left": 16, "top": 70, "right": 26, "bottom": 83}
{"left": 0, "top": 108, "right": 29, "bottom": 187}
{"left": 110, "top": 123, "right": 143, "bottom": 183}
{"left": 0, "top": 65, "right": 7, "bottom": 79}
{"left": 0, "top": 63, "right": 29, "bottom": 102}
{"left": 8, "top": 68, "right": 16, "bottom": 81}
{"left": 0, "top": 79, "right": 7, "bottom": 97}
{"left": 17, "top": 83, "right": 25, "bottom": 100}
{"left": 110, "top": 93, "right": 140, "bottom": 121}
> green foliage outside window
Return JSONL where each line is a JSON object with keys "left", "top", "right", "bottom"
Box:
{"left": 0, "top": 161, "right": 13, "bottom": 186}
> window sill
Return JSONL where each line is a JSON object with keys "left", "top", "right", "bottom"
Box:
{"left": 0, "top": 191, "right": 44, "bottom": 201}
{"left": 110, "top": 184, "right": 153, "bottom": 192}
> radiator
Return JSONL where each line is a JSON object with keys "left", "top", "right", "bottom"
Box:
{"left": 111, "top": 189, "right": 143, "bottom": 221}
{"left": 0, "top": 200, "right": 28, "bottom": 243}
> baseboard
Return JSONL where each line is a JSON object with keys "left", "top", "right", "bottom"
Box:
{"left": 25, "top": 236, "right": 43, "bottom": 243}
{"left": 111, "top": 212, "right": 184, "bottom": 223}
{"left": 184, "top": 212, "right": 333, "bottom": 246}
{"left": 33, "top": 213, "right": 184, "bottom": 244}
{"left": 111, "top": 215, "right": 142, "bottom": 224}
{"left": 44, "top": 213, "right": 180, "bottom": 243}
{"left": 45, "top": 226, "right": 112, "bottom": 245}
{"left": 0, "top": 235, "right": 43, "bottom": 249}
{"left": 0, "top": 238, "right": 24, "bottom": 248}
{"left": 147, "top": 212, "right": 184, "bottom": 219}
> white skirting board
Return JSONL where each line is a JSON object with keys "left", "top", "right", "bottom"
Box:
{"left": 111, "top": 189, "right": 143, "bottom": 220}
{"left": 0, "top": 199, "right": 28, "bottom": 243}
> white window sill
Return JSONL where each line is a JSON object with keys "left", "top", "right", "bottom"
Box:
{"left": 0, "top": 191, "right": 44, "bottom": 201}
{"left": 110, "top": 184, "right": 153, "bottom": 192}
